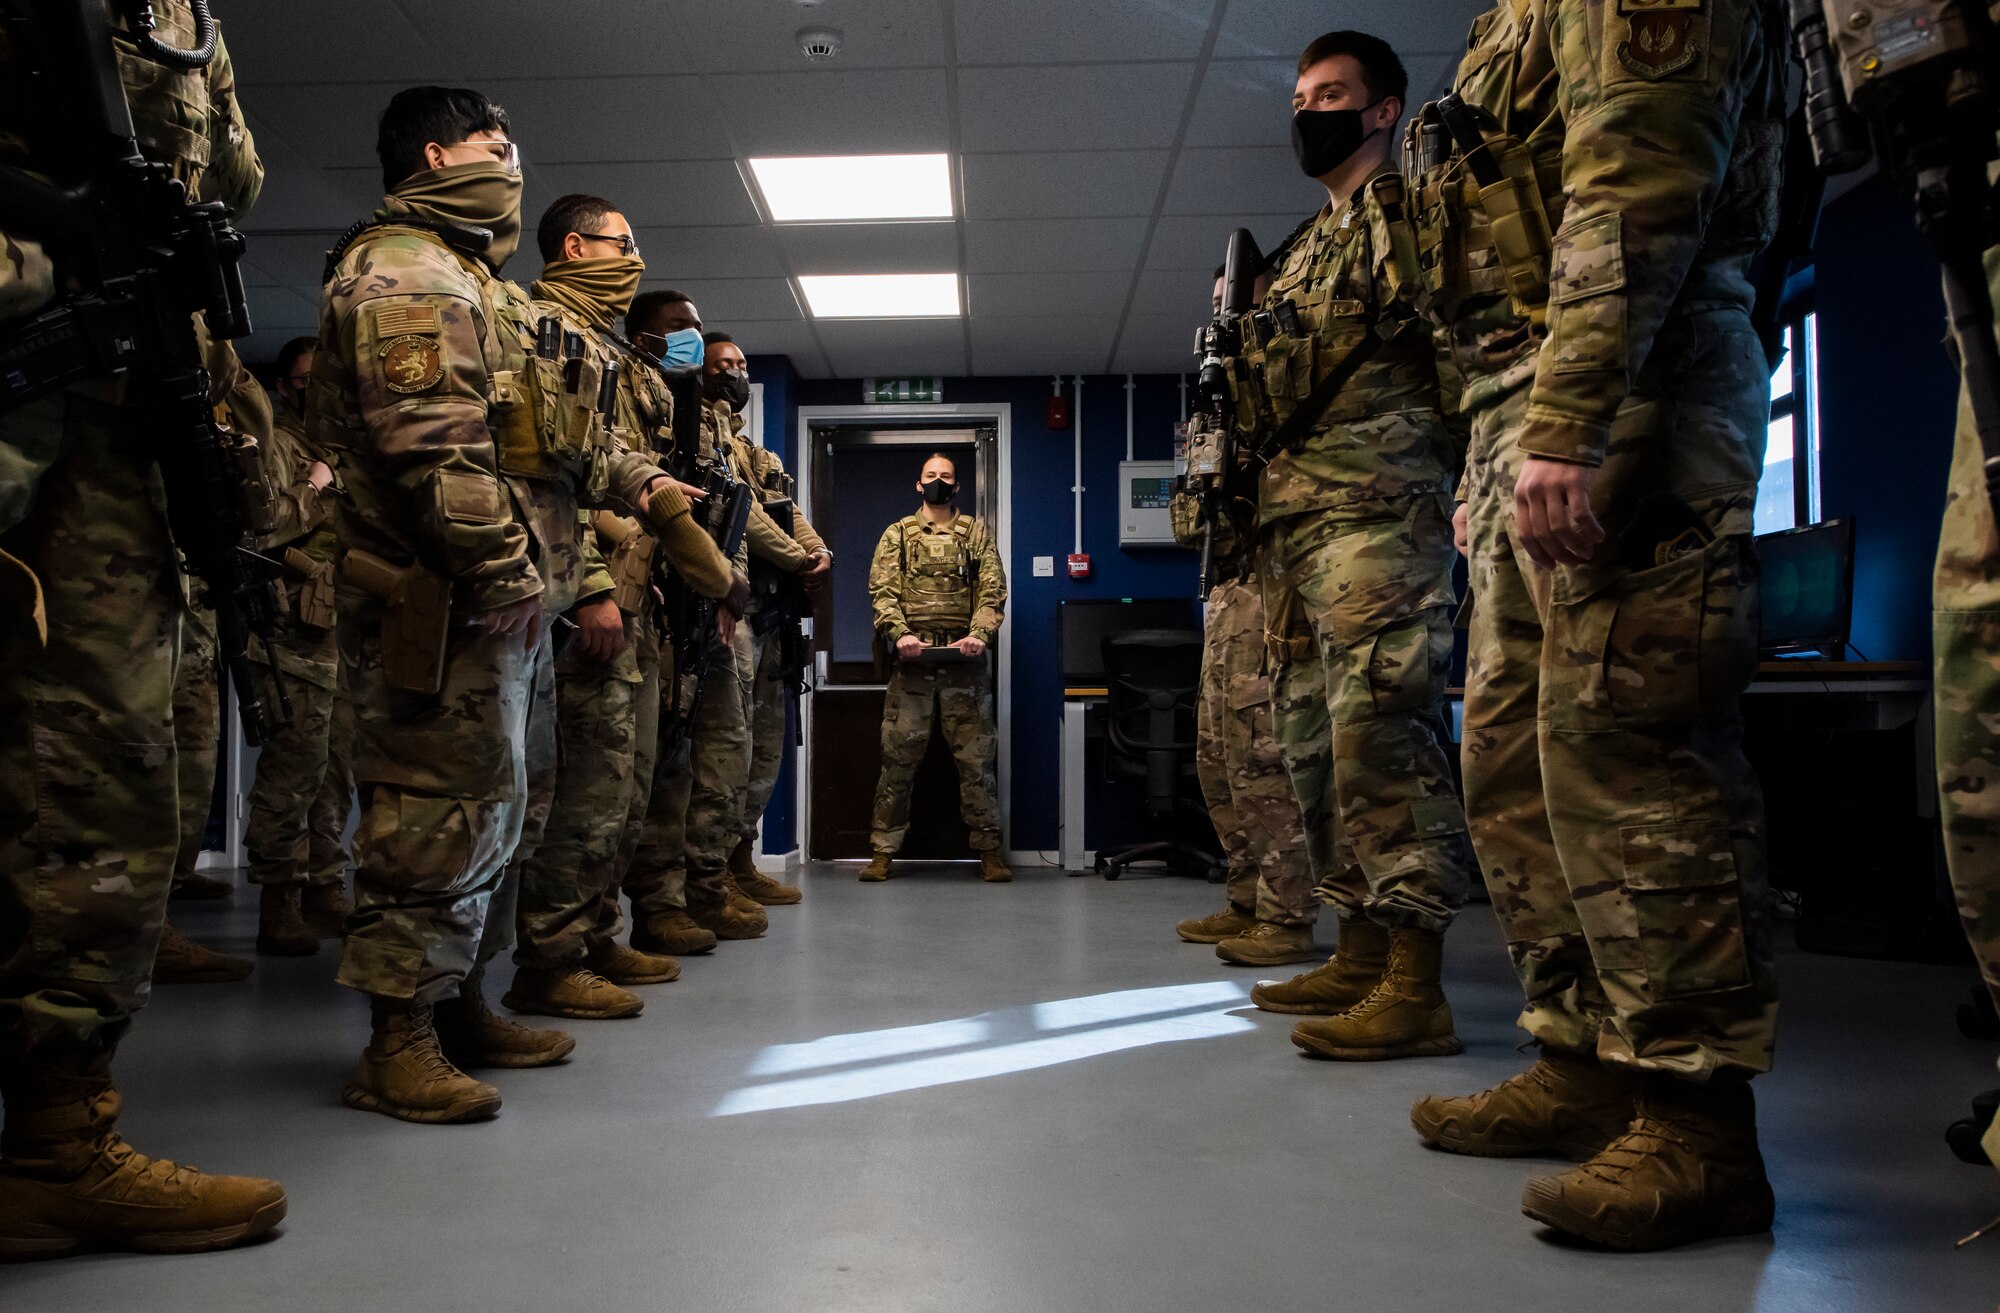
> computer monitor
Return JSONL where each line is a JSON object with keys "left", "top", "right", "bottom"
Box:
{"left": 1060, "top": 597, "right": 1199, "bottom": 685}
{"left": 1757, "top": 518, "right": 1855, "bottom": 659}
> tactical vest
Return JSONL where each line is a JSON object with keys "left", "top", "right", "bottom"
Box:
{"left": 896, "top": 515, "right": 983, "bottom": 636}
{"left": 497, "top": 294, "right": 612, "bottom": 482}
{"left": 111, "top": 1, "right": 210, "bottom": 191}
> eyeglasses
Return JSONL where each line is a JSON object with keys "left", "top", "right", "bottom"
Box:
{"left": 284, "top": 373, "right": 312, "bottom": 389}
{"left": 454, "top": 138, "right": 521, "bottom": 174}
{"left": 575, "top": 231, "right": 640, "bottom": 256}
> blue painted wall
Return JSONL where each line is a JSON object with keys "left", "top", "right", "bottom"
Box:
{"left": 760, "top": 369, "right": 1201, "bottom": 854}
{"left": 1812, "top": 177, "right": 1957, "bottom": 663}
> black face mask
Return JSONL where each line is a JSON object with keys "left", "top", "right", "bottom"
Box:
{"left": 703, "top": 368, "right": 750, "bottom": 411}
{"left": 1291, "top": 100, "right": 1385, "bottom": 180}
{"left": 921, "top": 478, "right": 956, "bottom": 507}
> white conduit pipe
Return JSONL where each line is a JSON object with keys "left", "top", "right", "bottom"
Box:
{"left": 1124, "top": 373, "right": 1136, "bottom": 462}
{"left": 1072, "top": 375, "right": 1085, "bottom": 557}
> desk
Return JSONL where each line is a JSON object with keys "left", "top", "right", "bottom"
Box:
{"left": 1061, "top": 662, "right": 1933, "bottom": 875}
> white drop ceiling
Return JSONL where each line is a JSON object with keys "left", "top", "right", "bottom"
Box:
{"left": 224, "top": 0, "right": 1488, "bottom": 378}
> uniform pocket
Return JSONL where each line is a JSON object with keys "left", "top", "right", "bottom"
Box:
{"left": 1546, "top": 213, "right": 1627, "bottom": 376}
{"left": 1616, "top": 820, "right": 1751, "bottom": 997}
{"left": 1362, "top": 611, "right": 1445, "bottom": 716}
{"left": 1601, "top": 535, "right": 1757, "bottom": 731}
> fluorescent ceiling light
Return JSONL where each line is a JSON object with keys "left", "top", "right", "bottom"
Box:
{"left": 799, "top": 273, "right": 961, "bottom": 319}
{"left": 748, "top": 153, "right": 954, "bottom": 222}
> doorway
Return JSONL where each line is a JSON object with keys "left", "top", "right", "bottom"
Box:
{"left": 797, "top": 406, "right": 1011, "bottom": 861}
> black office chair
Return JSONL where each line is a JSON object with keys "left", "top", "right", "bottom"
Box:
{"left": 1092, "top": 628, "right": 1222, "bottom": 881}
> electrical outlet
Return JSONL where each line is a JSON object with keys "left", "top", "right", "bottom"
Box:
{"left": 1033, "top": 556, "right": 1055, "bottom": 578}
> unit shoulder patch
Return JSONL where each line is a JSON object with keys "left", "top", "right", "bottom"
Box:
{"left": 379, "top": 335, "right": 445, "bottom": 394}
{"left": 1616, "top": 0, "right": 1707, "bottom": 81}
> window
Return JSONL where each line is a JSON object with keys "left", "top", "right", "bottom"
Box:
{"left": 1754, "top": 312, "right": 1822, "bottom": 535}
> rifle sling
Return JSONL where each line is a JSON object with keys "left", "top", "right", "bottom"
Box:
{"left": 1245, "top": 314, "right": 1405, "bottom": 471}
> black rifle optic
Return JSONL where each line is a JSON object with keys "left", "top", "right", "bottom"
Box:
{"left": 1193, "top": 227, "right": 1264, "bottom": 599}
{"left": 0, "top": 0, "right": 289, "bottom": 743}
{"left": 657, "top": 365, "right": 751, "bottom": 756}
{"left": 1789, "top": 0, "right": 2000, "bottom": 510}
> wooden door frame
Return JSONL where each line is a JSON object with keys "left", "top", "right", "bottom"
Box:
{"left": 795, "top": 402, "right": 1014, "bottom": 862}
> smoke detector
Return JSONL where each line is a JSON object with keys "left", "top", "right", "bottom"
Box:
{"left": 798, "top": 26, "right": 842, "bottom": 61}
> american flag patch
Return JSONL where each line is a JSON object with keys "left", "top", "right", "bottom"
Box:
{"left": 374, "top": 303, "right": 441, "bottom": 337}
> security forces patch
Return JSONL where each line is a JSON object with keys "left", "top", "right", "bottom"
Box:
{"left": 1616, "top": 0, "right": 1706, "bottom": 81}
{"left": 379, "top": 334, "right": 444, "bottom": 394}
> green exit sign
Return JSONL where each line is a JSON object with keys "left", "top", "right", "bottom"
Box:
{"left": 864, "top": 377, "right": 944, "bottom": 404}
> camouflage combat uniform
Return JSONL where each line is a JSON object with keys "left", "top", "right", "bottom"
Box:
{"left": 0, "top": 4, "right": 260, "bottom": 1056}
{"left": 867, "top": 508, "right": 1006, "bottom": 854}
{"left": 511, "top": 272, "right": 733, "bottom": 968}
{"left": 1253, "top": 168, "right": 1474, "bottom": 935}
{"left": 1183, "top": 502, "right": 1316, "bottom": 925}
{"left": 315, "top": 187, "right": 690, "bottom": 1003}
{"left": 1935, "top": 245, "right": 2000, "bottom": 1010}
{"left": 731, "top": 414, "right": 826, "bottom": 856}
{"left": 1418, "top": 0, "right": 1786, "bottom": 1079}
{"left": 626, "top": 399, "right": 775, "bottom": 915}
{"left": 243, "top": 394, "right": 353, "bottom": 891}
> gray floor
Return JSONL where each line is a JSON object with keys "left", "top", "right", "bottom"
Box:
{"left": 5, "top": 862, "right": 2000, "bottom": 1313}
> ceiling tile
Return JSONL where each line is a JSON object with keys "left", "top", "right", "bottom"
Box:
{"left": 815, "top": 319, "right": 967, "bottom": 378}
{"left": 965, "top": 217, "right": 1148, "bottom": 273}
{"left": 246, "top": 286, "right": 321, "bottom": 334}
{"left": 242, "top": 234, "right": 342, "bottom": 292}
{"left": 732, "top": 321, "right": 834, "bottom": 376}
{"left": 1162, "top": 147, "right": 1323, "bottom": 216}
{"left": 966, "top": 271, "right": 1132, "bottom": 318}
{"left": 528, "top": 160, "right": 761, "bottom": 228}
{"left": 1127, "top": 267, "right": 1212, "bottom": 324}
{"left": 632, "top": 225, "right": 789, "bottom": 281}
{"left": 649, "top": 277, "right": 805, "bottom": 323}
{"left": 954, "top": 0, "right": 1216, "bottom": 63}
{"left": 957, "top": 65, "right": 1196, "bottom": 153}
{"left": 401, "top": 2, "right": 696, "bottom": 79}
{"left": 242, "top": 167, "right": 385, "bottom": 234}
{"left": 1147, "top": 213, "right": 1304, "bottom": 271}
{"left": 227, "top": 3, "right": 446, "bottom": 87}
{"left": 672, "top": 0, "right": 947, "bottom": 71}
{"left": 960, "top": 151, "right": 1167, "bottom": 220}
{"left": 970, "top": 316, "right": 1120, "bottom": 376}
{"left": 488, "top": 78, "right": 729, "bottom": 165}
{"left": 1186, "top": 52, "right": 1462, "bottom": 147}
{"left": 1211, "top": 1, "right": 1484, "bottom": 61}
{"left": 240, "top": 84, "right": 414, "bottom": 169}
{"left": 1113, "top": 315, "right": 1203, "bottom": 374}
{"left": 710, "top": 69, "right": 952, "bottom": 155}
{"left": 772, "top": 222, "right": 960, "bottom": 277}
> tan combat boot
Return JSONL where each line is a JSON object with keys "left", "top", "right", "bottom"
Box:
{"left": 1410, "top": 1046, "right": 1639, "bottom": 1160}
{"left": 858, "top": 852, "right": 895, "bottom": 882}
{"left": 504, "top": 967, "right": 644, "bottom": 1020}
{"left": 299, "top": 881, "right": 353, "bottom": 940}
{"left": 169, "top": 871, "right": 232, "bottom": 901}
{"left": 255, "top": 886, "right": 318, "bottom": 958}
{"left": 345, "top": 1001, "right": 502, "bottom": 1123}
{"left": 1289, "top": 927, "right": 1462, "bottom": 1061}
{"left": 1216, "top": 921, "right": 1316, "bottom": 967}
{"left": 0, "top": 1047, "right": 287, "bottom": 1262}
{"left": 688, "top": 884, "right": 766, "bottom": 940}
{"left": 730, "top": 838, "right": 803, "bottom": 905}
{"left": 435, "top": 970, "right": 576, "bottom": 1070}
{"left": 587, "top": 941, "right": 681, "bottom": 986}
{"left": 1520, "top": 1077, "right": 1775, "bottom": 1251}
{"left": 1176, "top": 904, "right": 1256, "bottom": 945}
{"left": 978, "top": 850, "right": 1013, "bottom": 883}
{"left": 152, "top": 921, "right": 253, "bottom": 985}
{"left": 633, "top": 910, "right": 718, "bottom": 956}
{"left": 1249, "top": 918, "right": 1389, "bottom": 1014}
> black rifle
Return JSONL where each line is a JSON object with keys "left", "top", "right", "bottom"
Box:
{"left": 750, "top": 497, "right": 815, "bottom": 745}
{"left": 1193, "top": 227, "right": 1264, "bottom": 598}
{"left": 657, "top": 368, "right": 750, "bottom": 755}
{"left": 1790, "top": 0, "right": 1999, "bottom": 510}
{"left": 0, "top": 0, "right": 288, "bottom": 742}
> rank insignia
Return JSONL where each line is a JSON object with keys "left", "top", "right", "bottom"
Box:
{"left": 379, "top": 334, "right": 444, "bottom": 394}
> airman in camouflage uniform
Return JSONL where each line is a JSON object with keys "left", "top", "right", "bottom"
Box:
{"left": 1402, "top": 1, "right": 1787, "bottom": 1250}
{"left": 717, "top": 338, "right": 828, "bottom": 906}
{"left": 1169, "top": 490, "right": 1319, "bottom": 966}
{"left": 862, "top": 454, "right": 1009, "bottom": 883}
{"left": 316, "top": 91, "right": 721, "bottom": 1122}
{"left": 240, "top": 337, "right": 356, "bottom": 957}
{"left": 1934, "top": 248, "right": 2000, "bottom": 1148}
{"left": 505, "top": 197, "right": 737, "bottom": 1015}
{"left": 0, "top": 0, "right": 288, "bottom": 1259}
{"left": 1229, "top": 36, "right": 1474, "bottom": 1056}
